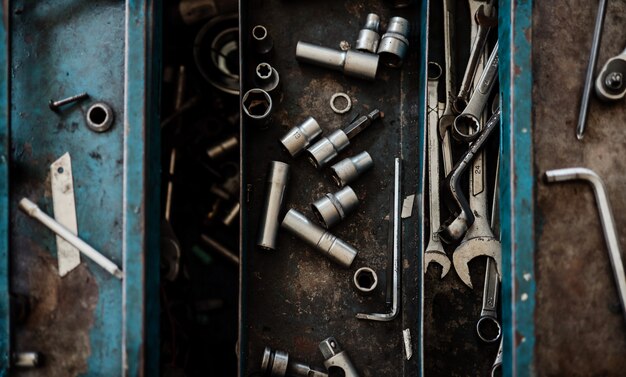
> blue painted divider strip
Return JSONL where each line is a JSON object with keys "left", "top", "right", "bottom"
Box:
{"left": 0, "top": 3, "right": 9, "bottom": 375}
{"left": 498, "top": 0, "right": 534, "bottom": 376}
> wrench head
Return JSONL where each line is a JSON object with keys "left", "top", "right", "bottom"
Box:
{"left": 453, "top": 237, "right": 501, "bottom": 288}
{"left": 424, "top": 250, "right": 451, "bottom": 278}
{"left": 595, "top": 57, "right": 626, "bottom": 101}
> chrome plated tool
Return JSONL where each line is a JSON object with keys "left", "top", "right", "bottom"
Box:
{"left": 596, "top": 45, "right": 626, "bottom": 101}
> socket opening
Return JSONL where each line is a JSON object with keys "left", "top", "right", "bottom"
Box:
{"left": 380, "top": 52, "right": 402, "bottom": 68}
{"left": 252, "top": 25, "right": 267, "bottom": 40}
{"left": 242, "top": 89, "right": 272, "bottom": 119}
{"left": 453, "top": 114, "right": 481, "bottom": 142}
{"left": 86, "top": 102, "right": 114, "bottom": 132}
{"left": 353, "top": 267, "right": 377, "bottom": 293}
{"left": 328, "top": 367, "right": 346, "bottom": 377}
{"left": 89, "top": 106, "right": 107, "bottom": 125}
{"left": 256, "top": 63, "right": 272, "bottom": 79}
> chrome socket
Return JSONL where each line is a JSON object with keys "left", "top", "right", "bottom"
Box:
{"left": 330, "top": 151, "right": 374, "bottom": 187}
{"left": 252, "top": 25, "right": 273, "bottom": 55}
{"left": 356, "top": 13, "right": 381, "bottom": 53}
{"left": 255, "top": 62, "right": 280, "bottom": 93}
{"left": 281, "top": 209, "right": 357, "bottom": 268}
{"left": 353, "top": 267, "right": 378, "bottom": 295}
{"left": 306, "top": 130, "right": 350, "bottom": 169}
{"left": 377, "top": 17, "right": 410, "bottom": 68}
{"left": 311, "top": 186, "right": 359, "bottom": 228}
{"left": 279, "top": 117, "right": 323, "bottom": 157}
{"left": 261, "top": 347, "right": 328, "bottom": 377}
{"left": 257, "top": 162, "right": 290, "bottom": 250}
{"left": 242, "top": 88, "right": 273, "bottom": 128}
{"left": 296, "top": 41, "right": 379, "bottom": 81}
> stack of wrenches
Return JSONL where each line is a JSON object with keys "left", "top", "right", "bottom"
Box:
{"left": 423, "top": 0, "right": 502, "bottom": 373}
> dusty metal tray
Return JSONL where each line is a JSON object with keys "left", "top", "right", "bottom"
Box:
{"left": 239, "top": 1, "right": 422, "bottom": 375}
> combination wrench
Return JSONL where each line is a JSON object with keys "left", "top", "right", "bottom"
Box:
{"left": 477, "top": 154, "right": 501, "bottom": 343}
{"left": 438, "top": 0, "right": 457, "bottom": 176}
{"left": 439, "top": 108, "right": 500, "bottom": 245}
{"left": 454, "top": 2, "right": 497, "bottom": 113}
{"left": 595, "top": 45, "right": 626, "bottom": 101}
{"left": 545, "top": 167, "right": 626, "bottom": 325}
{"left": 424, "top": 62, "right": 451, "bottom": 278}
{"left": 490, "top": 338, "right": 502, "bottom": 377}
{"left": 452, "top": 41, "right": 499, "bottom": 142}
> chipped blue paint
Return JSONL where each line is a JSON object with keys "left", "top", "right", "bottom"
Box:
{"left": 498, "top": 0, "right": 534, "bottom": 376}
{"left": 0, "top": 3, "right": 10, "bottom": 375}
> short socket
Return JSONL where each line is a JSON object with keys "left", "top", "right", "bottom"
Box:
{"left": 330, "top": 152, "right": 374, "bottom": 187}
{"left": 261, "top": 347, "right": 289, "bottom": 376}
{"left": 377, "top": 17, "right": 410, "bottom": 68}
{"left": 242, "top": 88, "right": 273, "bottom": 128}
{"left": 356, "top": 13, "right": 381, "bottom": 53}
{"left": 252, "top": 25, "right": 274, "bottom": 55}
{"left": 311, "top": 186, "right": 359, "bottom": 228}
{"left": 353, "top": 267, "right": 378, "bottom": 295}
{"left": 279, "top": 117, "right": 323, "bottom": 157}
{"left": 281, "top": 209, "right": 357, "bottom": 268}
{"left": 305, "top": 130, "right": 350, "bottom": 169}
{"left": 255, "top": 62, "right": 280, "bottom": 93}
{"left": 257, "top": 162, "right": 290, "bottom": 250}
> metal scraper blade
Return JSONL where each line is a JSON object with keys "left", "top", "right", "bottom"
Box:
{"left": 50, "top": 153, "right": 80, "bottom": 276}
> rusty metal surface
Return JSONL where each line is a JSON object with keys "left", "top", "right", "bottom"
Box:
{"left": 534, "top": 1, "right": 626, "bottom": 375}
{"left": 239, "top": 1, "right": 421, "bottom": 375}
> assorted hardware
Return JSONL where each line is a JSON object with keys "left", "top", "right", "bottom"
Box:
{"left": 306, "top": 109, "right": 382, "bottom": 169}
{"left": 281, "top": 209, "right": 358, "bottom": 268}
{"left": 257, "top": 161, "right": 290, "bottom": 251}
{"left": 353, "top": 267, "right": 378, "bottom": 295}
{"left": 279, "top": 117, "right": 323, "bottom": 157}
{"left": 329, "top": 151, "right": 373, "bottom": 187}
{"left": 330, "top": 92, "right": 352, "bottom": 114}
{"left": 311, "top": 186, "right": 359, "bottom": 228}
{"left": 207, "top": 135, "right": 239, "bottom": 160}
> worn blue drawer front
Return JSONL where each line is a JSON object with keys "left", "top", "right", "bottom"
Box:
{"left": 0, "top": 1, "right": 160, "bottom": 376}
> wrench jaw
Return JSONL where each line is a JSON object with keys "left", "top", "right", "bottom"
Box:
{"left": 424, "top": 248, "right": 451, "bottom": 279}
{"left": 452, "top": 238, "right": 502, "bottom": 288}
{"left": 595, "top": 57, "right": 626, "bottom": 101}
{"left": 438, "top": 210, "right": 473, "bottom": 245}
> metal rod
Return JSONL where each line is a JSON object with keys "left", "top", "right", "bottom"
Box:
{"left": 200, "top": 234, "right": 240, "bottom": 265}
{"left": 576, "top": 0, "right": 608, "bottom": 140}
{"left": 356, "top": 158, "right": 402, "bottom": 321}
{"left": 544, "top": 167, "right": 626, "bottom": 324}
{"left": 19, "top": 198, "right": 123, "bottom": 279}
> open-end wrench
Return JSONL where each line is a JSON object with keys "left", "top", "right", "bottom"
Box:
{"left": 451, "top": 132, "right": 501, "bottom": 289}
{"left": 424, "top": 62, "right": 451, "bottom": 278}
{"left": 476, "top": 154, "right": 501, "bottom": 342}
{"left": 454, "top": 2, "right": 497, "bottom": 113}
{"left": 438, "top": 0, "right": 457, "bottom": 176}
{"left": 438, "top": 108, "right": 500, "bottom": 244}
{"left": 491, "top": 338, "right": 503, "bottom": 377}
{"left": 452, "top": 41, "right": 499, "bottom": 142}
{"left": 596, "top": 45, "right": 626, "bottom": 101}
{"left": 545, "top": 167, "right": 626, "bottom": 325}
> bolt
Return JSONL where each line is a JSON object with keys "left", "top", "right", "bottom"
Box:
{"left": 48, "top": 92, "right": 89, "bottom": 112}
{"left": 605, "top": 72, "right": 623, "bottom": 90}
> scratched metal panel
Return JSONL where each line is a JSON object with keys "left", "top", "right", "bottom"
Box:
{"left": 533, "top": 1, "right": 626, "bottom": 376}
{"left": 498, "top": 0, "right": 534, "bottom": 376}
{"left": 2, "top": 1, "right": 159, "bottom": 376}
{"left": 238, "top": 1, "right": 422, "bottom": 376}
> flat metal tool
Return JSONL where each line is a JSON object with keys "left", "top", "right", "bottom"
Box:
{"left": 425, "top": 62, "right": 451, "bottom": 278}
{"left": 596, "top": 45, "right": 626, "bottom": 101}
{"left": 491, "top": 338, "right": 502, "bottom": 377}
{"left": 50, "top": 153, "right": 80, "bottom": 277}
{"left": 19, "top": 198, "right": 123, "bottom": 279}
{"left": 356, "top": 158, "right": 402, "bottom": 321}
{"left": 545, "top": 167, "right": 626, "bottom": 325}
{"left": 576, "top": 0, "right": 608, "bottom": 140}
{"left": 438, "top": 0, "right": 457, "bottom": 176}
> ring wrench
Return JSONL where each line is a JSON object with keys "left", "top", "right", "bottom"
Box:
{"left": 490, "top": 337, "right": 503, "bottom": 377}
{"left": 476, "top": 155, "right": 501, "bottom": 342}
{"left": 451, "top": 121, "right": 501, "bottom": 289}
{"left": 576, "top": 0, "right": 608, "bottom": 140}
{"left": 438, "top": 0, "right": 458, "bottom": 176}
{"left": 425, "top": 62, "right": 451, "bottom": 278}
{"left": 455, "top": 3, "right": 497, "bottom": 113}
{"left": 452, "top": 41, "right": 499, "bottom": 142}
{"left": 357, "top": 158, "right": 402, "bottom": 321}
{"left": 545, "top": 167, "right": 626, "bottom": 324}
{"left": 439, "top": 108, "right": 500, "bottom": 244}
{"left": 595, "top": 45, "right": 626, "bottom": 101}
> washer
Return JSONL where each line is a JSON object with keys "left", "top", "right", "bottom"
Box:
{"left": 330, "top": 92, "right": 352, "bottom": 114}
